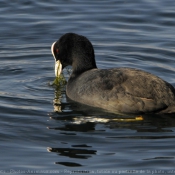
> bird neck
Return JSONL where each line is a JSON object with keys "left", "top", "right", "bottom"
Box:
{"left": 71, "top": 56, "right": 97, "bottom": 76}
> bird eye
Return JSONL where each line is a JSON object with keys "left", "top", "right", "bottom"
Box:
{"left": 56, "top": 49, "right": 59, "bottom": 53}
{"left": 53, "top": 48, "right": 59, "bottom": 58}
{"left": 54, "top": 48, "right": 59, "bottom": 55}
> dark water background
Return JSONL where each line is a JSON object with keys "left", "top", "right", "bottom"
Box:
{"left": 1, "top": 0, "right": 175, "bottom": 174}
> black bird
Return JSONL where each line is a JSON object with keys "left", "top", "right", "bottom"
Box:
{"left": 51, "top": 33, "right": 175, "bottom": 114}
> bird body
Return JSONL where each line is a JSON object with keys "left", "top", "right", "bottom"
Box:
{"left": 67, "top": 67, "right": 175, "bottom": 113}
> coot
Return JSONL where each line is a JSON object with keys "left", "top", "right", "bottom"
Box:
{"left": 51, "top": 33, "right": 175, "bottom": 114}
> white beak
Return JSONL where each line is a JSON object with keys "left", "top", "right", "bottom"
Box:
{"left": 55, "top": 60, "right": 62, "bottom": 77}
{"left": 51, "top": 41, "right": 62, "bottom": 77}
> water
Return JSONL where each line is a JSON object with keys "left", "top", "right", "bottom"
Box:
{"left": 1, "top": 0, "right": 175, "bottom": 174}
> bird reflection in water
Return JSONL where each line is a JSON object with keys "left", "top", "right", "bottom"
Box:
{"left": 48, "top": 85, "right": 142, "bottom": 167}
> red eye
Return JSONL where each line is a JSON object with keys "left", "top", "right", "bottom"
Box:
{"left": 56, "top": 49, "right": 59, "bottom": 53}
